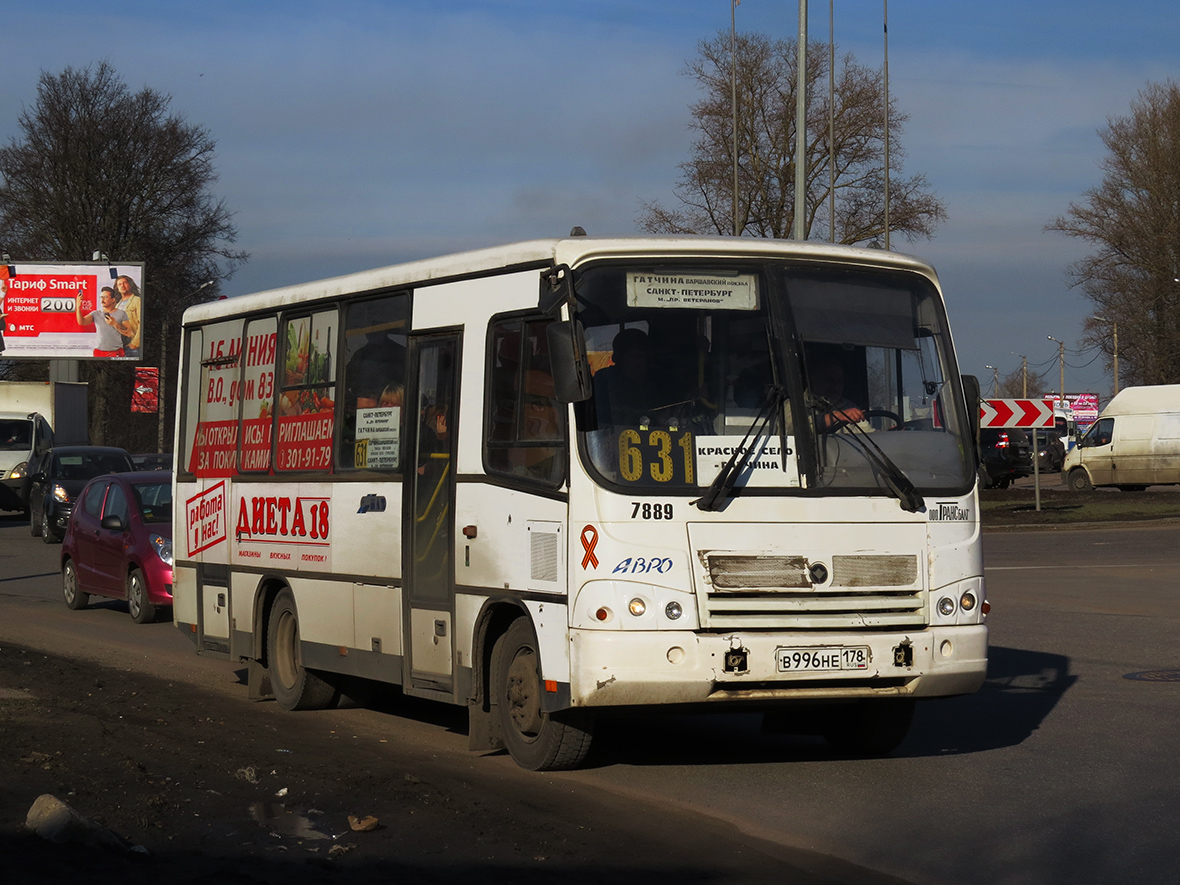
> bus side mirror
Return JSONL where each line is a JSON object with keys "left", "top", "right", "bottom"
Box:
{"left": 539, "top": 264, "right": 573, "bottom": 318}
{"left": 547, "top": 319, "right": 592, "bottom": 403}
{"left": 962, "top": 374, "right": 981, "bottom": 460}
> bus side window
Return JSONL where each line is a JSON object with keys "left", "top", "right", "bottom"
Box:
{"left": 486, "top": 317, "right": 566, "bottom": 486}
{"left": 339, "top": 293, "right": 409, "bottom": 472}
{"left": 276, "top": 309, "right": 338, "bottom": 473}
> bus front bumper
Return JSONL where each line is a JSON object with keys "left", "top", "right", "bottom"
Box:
{"left": 568, "top": 625, "right": 987, "bottom": 707}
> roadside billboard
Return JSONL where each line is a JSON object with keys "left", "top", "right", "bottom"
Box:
{"left": 1051, "top": 393, "right": 1100, "bottom": 429}
{"left": 0, "top": 261, "right": 145, "bottom": 360}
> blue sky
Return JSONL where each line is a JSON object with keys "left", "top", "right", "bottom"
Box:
{"left": 4, "top": 1, "right": 1179, "bottom": 398}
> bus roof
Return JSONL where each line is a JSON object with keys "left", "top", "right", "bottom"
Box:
{"left": 183, "top": 236, "right": 941, "bottom": 325}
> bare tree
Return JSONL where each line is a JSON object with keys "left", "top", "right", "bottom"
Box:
{"left": 1048, "top": 80, "right": 1180, "bottom": 387}
{"left": 996, "top": 366, "right": 1049, "bottom": 399}
{"left": 639, "top": 32, "right": 946, "bottom": 244}
{"left": 0, "top": 62, "right": 247, "bottom": 448}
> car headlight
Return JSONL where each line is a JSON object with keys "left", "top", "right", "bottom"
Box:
{"left": 52, "top": 484, "right": 70, "bottom": 503}
{"left": 9, "top": 462, "right": 28, "bottom": 480}
{"left": 150, "top": 534, "right": 173, "bottom": 567}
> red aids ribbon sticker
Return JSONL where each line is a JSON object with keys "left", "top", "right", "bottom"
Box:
{"left": 580, "top": 525, "right": 599, "bottom": 570}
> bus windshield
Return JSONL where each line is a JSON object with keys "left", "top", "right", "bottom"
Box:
{"left": 573, "top": 260, "right": 973, "bottom": 499}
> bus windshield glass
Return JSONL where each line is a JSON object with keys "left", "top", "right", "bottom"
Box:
{"left": 573, "top": 260, "right": 973, "bottom": 498}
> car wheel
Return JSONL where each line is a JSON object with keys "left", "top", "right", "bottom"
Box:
{"left": 41, "top": 507, "right": 60, "bottom": 544}
{"left": 63, "top": 559, "right": 89, "bottom": 611}
{"left": 266, "top": 588, "right": 339, "bottom": 711}
{"left": 492, "top": 617, "right": 594, "bottom": 771}
{"left": 127, "top": 568, "right": 157, "bottom": 624}
{"left": 30, "top": 504, "right": 41, "bottom": 537}
{"left": 1068, "top": 469, "right": 1092, "bottom": 492}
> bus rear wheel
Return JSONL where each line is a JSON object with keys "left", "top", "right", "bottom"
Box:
{"left": 823, "top": 698, "right": 915, "bottom": 757}
{"left": 493, "top": 618, "right": 593, "bottom": 771}
{"left": 267, "top": 589, "right": 339, "bottom": 711}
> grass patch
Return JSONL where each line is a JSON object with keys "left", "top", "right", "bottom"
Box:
{"left": 980, "top": 488, "right": 1180, "bottom": 527}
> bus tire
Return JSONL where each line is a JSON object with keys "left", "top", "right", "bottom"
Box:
{"left": 267, "top": 589, "right": 339, "bottom": 712}
{"left": 492, "top": 617, "right": 593, "bottom": 771}
{"left": 823, "top": 698, "right": 914, "bottom": 757}
{"left": 1067, "top": 469, "right": 1092, "bottom": 492}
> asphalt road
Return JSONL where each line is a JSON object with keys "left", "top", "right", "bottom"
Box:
{"left": 2, "top": 509, "right": 1179, "bottom": 884}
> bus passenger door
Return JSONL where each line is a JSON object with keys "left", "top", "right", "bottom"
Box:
{"left": 404, "top": 333, "right": 459, "bottom": 693}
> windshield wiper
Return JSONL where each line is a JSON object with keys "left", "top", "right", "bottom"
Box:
{"left": 693, "top": 384, "right": 786, "bottom": 512}
{"left": 817, "top": 403, "right": 925, "bottom": 513}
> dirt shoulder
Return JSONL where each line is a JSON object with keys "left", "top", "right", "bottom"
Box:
{"left": 980, "top": 485, "right": 1180, "bottom": 530}
{"left": 0, "top": 642, "right": 907, "bottom": 885}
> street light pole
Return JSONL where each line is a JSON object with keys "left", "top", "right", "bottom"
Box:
{"left": 985, "top": 365, "right": 998, "bottom": 396}
{"left": 1091, "top": 316, "right": 1119, "bottom": 395}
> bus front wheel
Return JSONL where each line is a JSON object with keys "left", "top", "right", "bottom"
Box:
{"left": 267, "top": 589, "right": 339, "bottom": 711}
{"left": 492, "top": 618, "right": 593, "bottom": 771}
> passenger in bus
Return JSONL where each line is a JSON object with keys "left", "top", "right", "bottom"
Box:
{"left": 379, "top": 383, "right": 404, "bottom": 408}
{"left": 347, "top": 330, "right": 405, "bottom": 408}
{"left": 592, "top": 328, "right": 662, "bottom": 426}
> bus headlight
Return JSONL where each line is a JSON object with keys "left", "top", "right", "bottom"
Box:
{"left": 574, "top": 581, "right": 698, "bottom": 630}
{"left": 960, "top": 591, "right": 977, "bottom": 612}
{"left": 937, "top": 596, "right": 956, "bottom": 617}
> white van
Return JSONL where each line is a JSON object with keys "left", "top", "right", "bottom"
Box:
{"left": 1062, "top": 385, "right": 1180, "bottom": 491}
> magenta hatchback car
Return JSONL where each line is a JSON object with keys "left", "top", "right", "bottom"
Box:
{"left": 60, "top": 471, "right": 174, "bottom": 623}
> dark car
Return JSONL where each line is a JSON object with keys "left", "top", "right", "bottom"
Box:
{"left": 979, "top": 427, "right": 1034, "bottom": 489}
{"left": 131, "top": 452, "right": 173, "bottom": 471}
{"left": 28, "top": 446, "right": 136, "bottom": 543}
{"left": 1034, "top": 429, "right": 1066, "bottom": 473}
{"left": 60, "top": 471, "right": 174, "bottom": 623}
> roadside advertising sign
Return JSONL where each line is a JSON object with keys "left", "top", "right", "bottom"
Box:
{"left": 0, "top": 261, "right": 146, "bottom": 360}
{"left": 1059, "top": 393, "right": 1100, "bottom": 427}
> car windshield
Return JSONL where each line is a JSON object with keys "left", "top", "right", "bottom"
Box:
{"left": 53, "top": 452, "right": 134, "bottom": 480}
{"left": 1, "top": 419, "right": 33, "bottom": 450}
{"left": 132, "top": 481, "right": 172, "bottom": 524}
{"left": 572, "top": 260, "right": 973, "bottom": 499}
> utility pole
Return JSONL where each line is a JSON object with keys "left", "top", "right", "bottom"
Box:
{"left": 793, "top": 0, "right": 808, "bottom": 240}
{"left": 731, "top": 0, "right": 739, "bottom": 237}
{"left": 882, "top": 0, "right": 890, "bottom": 250}
{"left": 1112, "top": 321, "right": 1119, "bottom": 394}
{"left": 1048, "top": 336, "right": 1065, "bottom": 409}
{"left": 1013, "top": 354, "right": 1028, "bottom": 397}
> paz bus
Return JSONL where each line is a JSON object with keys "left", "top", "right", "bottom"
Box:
{"left": 173, "top": 235, "right": 988, "bottom": 770}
